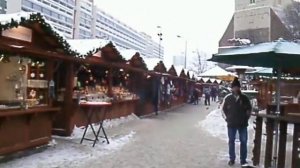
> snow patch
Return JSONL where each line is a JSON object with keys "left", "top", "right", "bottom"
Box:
{"left": 64, "top": 113, "right": 139, "bottom": 140}
{"left": 198, "top": 109, "right": 254, "bottom": 141}
{"left": 0, "top": 131, "right": 135, "bottom": 168}
{"left": 197, "top": 109, "right": 228, "bottom": 141}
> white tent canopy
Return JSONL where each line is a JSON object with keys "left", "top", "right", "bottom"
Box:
{"left": 199, "top": 66, "right": 237, "bottom": 77}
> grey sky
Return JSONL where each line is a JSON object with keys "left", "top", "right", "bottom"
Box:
{"left": 95, "top": 0, "right": 235, "bottom": 64}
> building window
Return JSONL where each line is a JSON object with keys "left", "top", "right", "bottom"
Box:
{"left": 33, "top": 4, "right": 42, "bottom": 12}
{"left": 250, "top": 0, "right": 255, "bottom": 4}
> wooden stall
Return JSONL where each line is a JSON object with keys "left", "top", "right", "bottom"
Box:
{"left": 52, "top": 41, "right": 142, "bottom": 136}
{"left": 167, "top": 65, "right": 185, "bottom": 106}
{"left": 179, "top": 69, "right": 189, "bottom": 103}
{"left": 0, "top": 13, "right": 77, "bottom": 155}
{"left": 251, "top": 77, "right": 300, "bottom": 168}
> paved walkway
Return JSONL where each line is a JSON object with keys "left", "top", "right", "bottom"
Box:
{"left": 1, "top": 102, "right": 255, "bottom": 168}
{"left": 82, "top": 102, "right": 244, "bottom": 168}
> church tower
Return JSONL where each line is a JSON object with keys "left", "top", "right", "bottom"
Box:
{"left": 219, "top": 0, "right": 293, "bottom": 49}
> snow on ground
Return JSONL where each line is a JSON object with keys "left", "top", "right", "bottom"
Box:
{"left": 197, "top": 108, "right": 254, "bottom": 141}
{"left": 1, "top": 114, "right": 138, "bottom": 168}
{"left": 196, "top": 108, "right": 228, "bottom": 141}
{"left": 59, "top": 113, "right": 139, "bottom": 140}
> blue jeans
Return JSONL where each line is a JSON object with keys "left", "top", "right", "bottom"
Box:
{"left": 227, "top": 127, "right": 248, "bottom": 163}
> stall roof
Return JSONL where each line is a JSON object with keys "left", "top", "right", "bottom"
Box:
{"left": 226, "top": 65, "right": 255, "bottom": 71}
{"left": 118, "top": 48, "right": 140, "bottom": 60}
{"left": 247, "top": 68, "right": 273, "bottom": 75}
{"left": 67, "top": 39, "right": 110, "bottom": 56}
{"left": 199, "top": 66, "right": 237, "bottom": 77}
{"left": 0, "top": 12, "right": 80, "bottom": 58}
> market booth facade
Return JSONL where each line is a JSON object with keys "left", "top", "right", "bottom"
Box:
{"left": 210, "top": 41, "right": 300, "bottom": 168}
{"left": 52, "top": 41, "right": 141, "bottom": 136}
{"left": 0, "top": 12, "right": 78, "bottom": 155}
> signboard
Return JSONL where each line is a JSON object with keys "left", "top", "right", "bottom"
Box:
{"left": 2, "top": 26, "right": 32, "bottom": 42}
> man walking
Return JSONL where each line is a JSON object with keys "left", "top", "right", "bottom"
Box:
{"left": 204, "top": 87, "right": 211, "bottom": 106}
{"left": 222, "top": 77, "right": 252, "bottom": 166}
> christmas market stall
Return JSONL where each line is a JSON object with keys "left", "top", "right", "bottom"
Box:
{"left": 126, "top": 52, "right": 151, "bottom": 116}
{"left": 52, "top": 40, "right": 140, "bottom": 136}
{"left": 166, "top": 65, "right": 185, "bottom": 106}
{"left": 210, "top": 40, "right": 300, "bottom": 168}
{"left": 0, "top": 12, "right": 80, "bottom": 155}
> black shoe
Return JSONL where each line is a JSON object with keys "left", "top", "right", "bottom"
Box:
{"left": 241, "top": 161, "right": 249, "bottom": 167}
{"left": 241, "top": 161, "right": 248, "bottom": 165}
{"left": 228, "top": 160, "right": 235, "bottom": 166}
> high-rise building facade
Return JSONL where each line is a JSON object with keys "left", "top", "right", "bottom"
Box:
{"left": 5, "top": 0, "right": 164, "bottom": 59}
{"left": 73, "top": 0, "right": 163, "bottom": 58}
{"left": 219, "top": 0, "right": 293, "bottom": 49}
{"left": 7, "top": 0, "right": 75, "bottom": 39}
{"left": 0, "top": 0, "right": 6, "bottom": 14}
{"left": 74, "top": 0, "right": 93, "bottom": 39}
{"left": 173, "top": 55, "right": 185, "bottom": 66}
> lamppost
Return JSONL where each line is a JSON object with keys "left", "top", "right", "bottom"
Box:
{"left": 177, "top": 35, "right": 187, "bottom": 69}
{"left": 157, "top": 26, "right": 163, "bottom": 59}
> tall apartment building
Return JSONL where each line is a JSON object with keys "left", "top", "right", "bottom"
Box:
{"left": 74, "top": 0, "right": 93, "bottom": 39}
{"left": 7, "top": 0, "right": 75, "bottom": 39}
{"left": 0, "top": 0, "right": 6, "bottom": 14}
{"left": 219, "top": 0, "right": 293, "bottom": 49}
{"left": 5, "top": 0, "right": 164, "bottom": 59}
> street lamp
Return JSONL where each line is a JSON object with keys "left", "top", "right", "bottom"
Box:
{"left": 157, "top": 26, "right": 163, "bottom": 59}
{"left": 177, "top": 35, "right": 187, "bottom": 69}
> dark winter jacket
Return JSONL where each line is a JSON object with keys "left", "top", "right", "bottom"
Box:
{"left": 222, "top": 93, "right": 252, "bottom": 128}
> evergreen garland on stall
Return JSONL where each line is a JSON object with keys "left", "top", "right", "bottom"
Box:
{"left": 0, "top": 13, "right": 88, "bottom": 58}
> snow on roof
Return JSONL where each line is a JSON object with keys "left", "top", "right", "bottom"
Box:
{"left": 247, "top": 68, "right": 273, "bottom": 75}
{"left": 202, "top": 78, "right": 211, "bottom": 83}
{"left": 216, "top": 79, "right": 222, "bottom": 84}
{"left": 0, "top": 12, "right": 67, "bottom": 40}
{"left": 226, "top": 65, "right": 255, "bottom": 71}
{"left": 67, "top": 39, "right": 110, "bottom": 56}
{"left": 199, "top": 66, "right": 237, "bottom": 77}
{"left": 0, "top": 11, "right": 31, "bottom": 24}
{"left": 218, "top": 40, "right": 300, "bottom": 56}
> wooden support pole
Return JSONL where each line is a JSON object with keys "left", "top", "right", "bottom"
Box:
{"left": 278, "top": 121, "right": 288, "bottom": 168}
{"left": 64, "top": 63, "right": 74, "bottom": 135}
{"left": 265, "top": 118, "right": 275, "bottom": 168}
{"left": 292, "top": 123, "right": 300, "bottom": 168}
{"left": 252, "top": 116, "right": 263, "bottom": 166}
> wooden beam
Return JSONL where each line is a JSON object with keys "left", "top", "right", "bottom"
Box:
{"left": 292, "top": 123, "right": 300, "bottom": 168}
{"left": 252, "top": 116, "right": 263, "bottom": 166}
{"left": 265, "top": 118, "right": 274, "bottom": 168}
{"left": 278, "top": 121, "right": 288, "bottom": 168}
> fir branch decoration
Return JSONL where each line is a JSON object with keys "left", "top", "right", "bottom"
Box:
{"left": 0, "top": 13, "right": 85, "bottom": 58}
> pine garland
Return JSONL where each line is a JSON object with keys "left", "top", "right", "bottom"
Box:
{"left": 0, "top": 13, "right": 87, "bottom": 58}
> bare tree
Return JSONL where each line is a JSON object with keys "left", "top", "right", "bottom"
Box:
{"left": 188, "top": 50, "right": 208, "bottom": 75}
{"left": 284, "top": 1, "right": 300, "bottom": 40}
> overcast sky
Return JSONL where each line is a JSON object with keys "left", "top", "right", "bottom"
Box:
{"left": 95, "top": 0, "right": 235, "bottom": 65}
